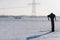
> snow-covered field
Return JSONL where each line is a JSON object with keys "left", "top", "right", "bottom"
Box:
{"left": 0, "top": 16, "right": 60, "bottom": 40}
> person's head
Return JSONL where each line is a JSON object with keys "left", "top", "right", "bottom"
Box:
{"left": 51, "top": 13, "right": 53, "bottom": 14}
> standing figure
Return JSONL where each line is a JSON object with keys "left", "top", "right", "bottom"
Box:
{"left": 47, "top": 13, "right": 56, "bottom": 32}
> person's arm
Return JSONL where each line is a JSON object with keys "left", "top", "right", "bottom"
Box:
{"left": 47, "top": 15, "right": 49, "bottom": 21}
{"left": 55, "top": 16, "right": 56, "bottom": 21}
{"left": 48, "top": 17, "right": 49, "bottom": 20}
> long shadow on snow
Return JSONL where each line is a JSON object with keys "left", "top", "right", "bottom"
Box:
{"left": 27, "top": 31, "right": 53, "bottom": 40}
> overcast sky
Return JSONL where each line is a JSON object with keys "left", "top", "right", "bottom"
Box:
{"left": 0, "top": 0, "right": 60, "bottom": 16}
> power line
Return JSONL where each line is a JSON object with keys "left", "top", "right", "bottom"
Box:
{"left": 0, "top": 7, "right": 27, "bottom": 9}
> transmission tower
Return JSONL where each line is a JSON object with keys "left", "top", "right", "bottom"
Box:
{"left": 28, "top": 0, "right": 40, "bottom": 16}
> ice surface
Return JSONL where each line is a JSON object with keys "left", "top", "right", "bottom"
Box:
{"left": 0, "top": 16, "right": 60, "bottom": 40}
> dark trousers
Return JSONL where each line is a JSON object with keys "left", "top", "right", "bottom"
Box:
{"left": 51, "top": 20, "right": 55, "bottom": 32}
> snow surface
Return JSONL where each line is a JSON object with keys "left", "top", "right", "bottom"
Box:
{"left": 0, "top": 16, "right": 60, "bottom": 40}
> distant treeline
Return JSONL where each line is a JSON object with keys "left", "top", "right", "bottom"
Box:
{"left": 0, "top": 15, "right": 59, "bottom": 19}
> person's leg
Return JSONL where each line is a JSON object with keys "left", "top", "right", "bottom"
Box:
{"left": 51, "top": 20, "right": 55, "bottom": 32}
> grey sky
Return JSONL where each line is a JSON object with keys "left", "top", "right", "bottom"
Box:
{"left": 0, "top": 0, "right": 60, "bottom": 16}
{"left": 0, "top": 0, "right": 28, "bottom": 8}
